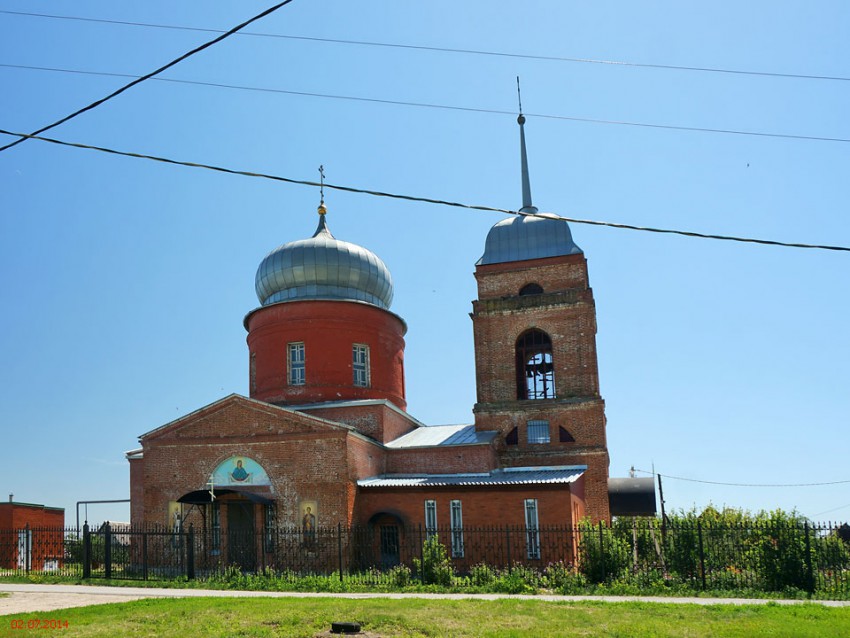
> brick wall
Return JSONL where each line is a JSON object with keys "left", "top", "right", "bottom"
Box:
{"left": 245, "top": 300, "right": 407, "bottom": 409}
{"left": 385, "top": 444, "right": 497, "bottom": 474}
{"left": 138, "top": 396, "right": 362, "bottom": 528}
{"left": 474, "top": 254, "right": 590, "bottom": 300}
{"left": 303, "top": 401, "right": 418, "bottom": 444}
{"left": 0, "top": 503, "right": 64, "bottom": 529}
{"left": 128, "top": 456, "right": 144, "bottom": 527}
{"left": 355, "top": 483, "right": 580, "bottom": 528}
{"left": 471, "top": 297, "right": 600, "bottom": 402}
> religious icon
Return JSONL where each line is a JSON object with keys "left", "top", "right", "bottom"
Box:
{"left": 211, "top": 456, "right": 269, "bottom": 487}
{"left": 230, "top": 458, "right": 250, "bottom": 482}
{"left": 301, "top": 501, "right": 317, "bottom": 545}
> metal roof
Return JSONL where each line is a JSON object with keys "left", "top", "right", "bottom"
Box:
{"left": 255, "top": 212, "right": 394, "bottom": 309}
{"left": 384, "top": 424, "right": 496, "bottom": 448}
{"left": 358, "top": 465, "right": 586, "bottom": 488}
{"left": 477, "top": 214, "right": 582, "bottom": 266}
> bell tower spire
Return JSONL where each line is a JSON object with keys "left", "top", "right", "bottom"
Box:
{"left": 517, "top": 77, "right": 538, "bottom": 214}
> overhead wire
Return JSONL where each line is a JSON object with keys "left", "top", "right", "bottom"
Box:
{"left": 635, "top": 469, "right": 850, "bottom": 488}
{"left": 1, "top": 127, "right": 848, "bottom": 254}
{"left": 0, "top": 1, "right": 295, "bottom": 153}
{"left": 2, "top": 8, "right": 849, "bottom": 83}
{"left": 810, "top": 503, "right": 850, "bottom": 518}
{"left": 3, "top": 63, "right": 849, "bottom": 145}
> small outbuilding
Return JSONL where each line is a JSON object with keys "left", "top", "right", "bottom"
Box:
{"left": 0, "top": 499, "right": 65, "bottom": 571}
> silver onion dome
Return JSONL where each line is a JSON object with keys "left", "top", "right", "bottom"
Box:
{"left": 255, "top": 207, "right": 394, "bottom": 309}
{"left": 476, "top": 214, "right": 582, "bottom": 266}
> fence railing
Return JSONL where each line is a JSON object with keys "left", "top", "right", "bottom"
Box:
{"left": 1, "top": 520, "right": 848, "bottom": 597}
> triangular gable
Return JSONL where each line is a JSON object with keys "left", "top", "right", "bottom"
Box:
{"left": 140, "top": 394, "right": 355, "bottom": 443}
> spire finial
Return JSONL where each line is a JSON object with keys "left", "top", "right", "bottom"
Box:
{"left": 317, "top": 164, "right": 327, "bottom": 216}
{"left": 517, "top": 76, "right": 524, "bottom": 121}
{"left": 516, "top": 77, "right": 537, "bottom": 214}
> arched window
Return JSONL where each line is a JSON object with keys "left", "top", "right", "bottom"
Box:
{"left": 559, "top": 426, "right": 575, "bottom": 443}
{"left": 516, "top": 329, "right": 555, "bottom": 400}
{"left": 519, "top": 283, "right": 544, "bottom": 296}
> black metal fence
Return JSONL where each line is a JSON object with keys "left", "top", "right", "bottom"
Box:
{"left": 1, "top": 520, "right": 848, "bottom": 597}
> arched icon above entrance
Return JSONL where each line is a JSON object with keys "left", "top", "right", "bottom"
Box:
{"left": 210, "top": 456, "right": 271, "bottom": 487}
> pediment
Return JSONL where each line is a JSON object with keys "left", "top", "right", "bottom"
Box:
{"left": 141, "top": 394, "right": 351, "bottom": 442}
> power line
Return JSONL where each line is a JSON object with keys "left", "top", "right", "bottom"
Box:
{"left": 4, "top": 63, "right": 850, "bottom": 145}
{"left": 2, "top": 127, "right": 849, "bottom": 254}
{"left": 0, "top": 1, "right": 295, "bottom": 154}
{"left": 3, "top": 9, "right": 849, "bottom": 84}
{"left": 635, "top": 469, "right": 850, "bottom": 488}
{"left": 811, "top": 503, "right": 850, "bottom": 518}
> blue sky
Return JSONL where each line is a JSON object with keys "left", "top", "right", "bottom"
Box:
{"left": 1, "top": 1, "right": 848, "bottom": 525}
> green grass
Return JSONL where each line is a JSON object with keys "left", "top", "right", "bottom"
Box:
{"left": 2, "top": 597, "right": 849, "bottom": 637}
{"left": 3, "top": 571, "right": 847, "bottom": 601}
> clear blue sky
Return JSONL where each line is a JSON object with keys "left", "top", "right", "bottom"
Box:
{"left": 1, "top": 1, "right": 848, "bottom": 526}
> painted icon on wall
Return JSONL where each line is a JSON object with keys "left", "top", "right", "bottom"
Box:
{"left": 230, "top": 458, "right": 250, "bottom": 482}
{"left": 167, "top": 501, "right": 183, "bottom": 531}
{"left": 209, "top": 456, "right": 270, "bottom": 487}
{"left": 300, "top": 500, "right": 317, "bottom": 545}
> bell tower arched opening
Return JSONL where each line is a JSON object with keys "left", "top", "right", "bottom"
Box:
{"left": 515, "top": 329, "right": 555, "bottom": 400}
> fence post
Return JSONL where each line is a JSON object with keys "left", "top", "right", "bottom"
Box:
{"left": 82, "top": 523, "right": 91, "bottom": 579}
{"left": 24, "top": 524, "right": 31, "bottom": 574}
{"left": 142, "top": 530, "right": 148, "bottom": 581}
{"left": 598, "top": 521, "right": 606, "bottom": 582}
{"left": 337, "top": 522, "right": 344, "bottom": 583}
{"left": 104, "top": 522, "right": 112, "bottom": 580}
{"left": 505, "top": 526, "right": 512, "bottom": 572}
{"left": 418, "top": 523, "right": 424, "bottom": 583}
{"left": 186, "top": 525, "right": 195, "bottom": 580}
{"left": 697, "top": 521, "right": 706, "bottom": 591}
{"left": 804, "top": 522, "right": 814, "bottom": 597}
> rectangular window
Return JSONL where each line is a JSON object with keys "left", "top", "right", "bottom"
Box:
{"left": 249, "top": 352, "right": 257, "bottom": 393}
{"left": 352, "top": 344, "right": 370, "bottom": 387}
{"left": 527, "top": 420, "right": 550, "bottom": 444}
{"left": 424, "top": 500, "right": 438, "bottom": 539}
{"left": 288, "top": 342, "right": 305, "bottom": 386}
{"left": 525, "top": 499, "right": 540, "bottom": 559}
{"left": 450, "top": 500, "right": 464, "bottom": 558}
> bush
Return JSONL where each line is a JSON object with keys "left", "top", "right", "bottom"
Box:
{"left": 413, "top": 536, "right": 453, "bottom": 586}
{"left": 492, "top": 564, "right": 540, "bottom": 594}
{"left": 542, "top": 561, "right": 573, "bottom": 590}
{"left": 577, "top": 521, "right": 630, "bottom": 583}
{"left": 388, "top": 564, "right": 412, "bottom": 587}
{"left": 469, "top": 562, "right": 496, "bottom": 587}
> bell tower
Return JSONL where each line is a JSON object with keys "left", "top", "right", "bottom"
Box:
{"left": 471, "top": 111, "right": 610, "bottom": 520}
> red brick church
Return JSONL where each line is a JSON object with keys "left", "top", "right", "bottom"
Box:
{"left": 127, "top": 115, "right": 644, "bottom": 566}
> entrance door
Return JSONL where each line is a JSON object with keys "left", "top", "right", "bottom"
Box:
{"left": 227, "top": 502, "right": 256, "bottom": 571}
{"left": 379, "top": 524, "right": 400, "bottom": 568}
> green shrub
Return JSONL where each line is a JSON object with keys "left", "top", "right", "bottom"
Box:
{"left": 469, "top": 562, "right": 496, "bottom": 587}
{"left": 543, "top": 561, "right": 575, "bottom": 590}
{"left": 492, "top": 564, "right": 539, "bottom": 594}
{"left": 577, "top": 521, "right": 630, "bottom": 583}
{"left": 413, "top": 536, "right": 454, "bottom": 586}
{"left": 388, "top": 564, "right": 412, "bottom": 587}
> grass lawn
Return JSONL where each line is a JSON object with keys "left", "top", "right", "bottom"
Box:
{"left": 2, "top": 597, "right": 849, "bottom": 637}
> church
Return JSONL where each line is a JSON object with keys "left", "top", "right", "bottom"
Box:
{"left": 127, "top": 114, "right": 646, "bottom": 568}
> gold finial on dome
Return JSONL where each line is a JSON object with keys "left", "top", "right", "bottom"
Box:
{"left": 317, "top": 164, "right": 327, "bottom": 215}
